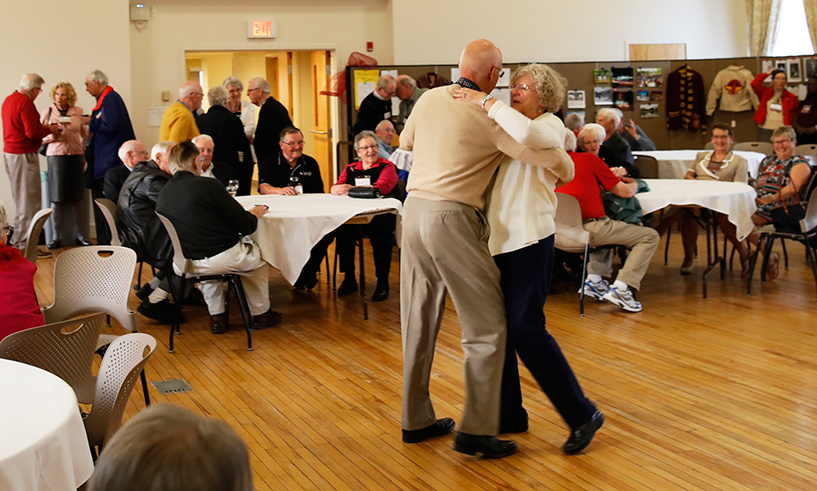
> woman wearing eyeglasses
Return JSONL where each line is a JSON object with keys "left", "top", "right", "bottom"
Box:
{"left": 332, "top": 130, "right": 399, "bottom": 302}
{"left": 0, "top": 201, "right": 45, "bottom": 340}
{"left": 454, "top": 64, "right": 602, "bottom": 455}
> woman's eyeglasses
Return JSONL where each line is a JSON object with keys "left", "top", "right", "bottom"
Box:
{"left": 510, "top": 83, "right": 536, "bottom": 92}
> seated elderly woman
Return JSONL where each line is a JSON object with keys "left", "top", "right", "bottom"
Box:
{"left": 577, "top": 123, "right": 639, "bottom": 178}
{"left": 332, "top": 130, "right": 399, "bottom": 302}
{"left": 748, "top": 125, "right": 813, "bottom": 280}
{"left": 654, "top": 122, "right": 752, "bottom": 276}
{"left": 0, "top": 201, "right": 44, "bottom": 340}
{"left": 88, "top": 404, "right": 253, "bottom": 491}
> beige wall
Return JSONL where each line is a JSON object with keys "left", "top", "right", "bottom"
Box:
{"left": 130, "top": 0, "right": 394, "bottom": 145}
{"left": 0, "top": 0, "right": 131, "bottom": 216}
{"left": 392, "top": 0, "right": 748, "bottom": 64}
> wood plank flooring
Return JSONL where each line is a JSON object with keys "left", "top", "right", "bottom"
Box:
{"left": 33, "top": 232, "right": 817, "bottom": 490}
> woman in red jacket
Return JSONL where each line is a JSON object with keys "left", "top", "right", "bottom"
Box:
{"left": 751, "top": 68, "right": 799, "bottom": 142}
{"left": 0, "top": 201, "right": 45, "bottom": 340}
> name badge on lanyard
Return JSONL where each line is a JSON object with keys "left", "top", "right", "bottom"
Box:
{"left": 770, "top": 103, "right": 782, "bottom": 112}
{"left": 355, "top": 177, "right": 371, "bottom": 186}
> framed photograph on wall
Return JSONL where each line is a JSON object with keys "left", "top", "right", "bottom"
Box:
{"left": 613, "top": 90, "right": 633, "bottom": 111}
{"left": 788, "top": 58, "right": 803, "bottom": 83}
{"left": 640, "top": 104, "right": 659, "bottom": 118}
{"left": 806, "top": 58, "right": 817, "bottom": 79}
{"left": 594, "top": 86, "right": 613, "bottom": 105}
{"left": 636, "top": 90, "right": 649, "bottom": 102}
{"left": 567, "top": 90, "right": 586, "bottom": 109}
{"left": 611, "top": 67, "right": 634, "bottom": 87}
{"left": 594, "top": 69, "right": 611, "bottom": 84}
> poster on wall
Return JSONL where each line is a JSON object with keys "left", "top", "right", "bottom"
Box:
{"left": 496, "top": 68, "right": 511, "bottom": 88}
{"left": 650, "top": 90, "right": 663, "bottom": 102}
{"left": 611, "top": 67, "right": 634, "bottom": 87}
{"left": 613, "top": 90, "right": 633, "bottom": 111}
{"left": 594, "top": 86, "right": 613, "bottom": 105}
{"left": 354, "top": 69, "right": 380, "bottom": 110}
{"left": 804, "top": 58, "right": 817, "bottom": 79}
{"left": 637, "top": 67, "right": 662, "bottom": 88}
{"left": 761, "top": 59, "right": 775, "bottom": 73}
{"left": 788, "top": 58, "right": 803, "bottom": 83}
{"left": 640, "top": 104, "right": 659, "bottom": 118}
{"left": 594, "top": 69, "right": 611, "bottom": 84}
{"left": 636, "top": 90, "right": 649, "bottom": 102}
{"left": 567, "top": 90, "right": 586, "bottom": 109}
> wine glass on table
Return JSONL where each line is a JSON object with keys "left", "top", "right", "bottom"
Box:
{"left": 226, "top": 180, "right": 239, "bottom": 197}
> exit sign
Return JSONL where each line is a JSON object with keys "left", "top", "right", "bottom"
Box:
{"left": 248, "top": 20, "right": 276, "bottom": 38}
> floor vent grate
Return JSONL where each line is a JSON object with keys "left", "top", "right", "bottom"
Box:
{"left": 152, "top": 379, "right": 193, "bottom": 394}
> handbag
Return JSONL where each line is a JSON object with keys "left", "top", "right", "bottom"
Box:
{"left": 38, "top": 107, "right": 53, "bottom": 156}
{"left": 768, "top": 204, "right": 806, "bottom": 233}
{"left": 348, "top": 186, "right": 381, "bottom": 199}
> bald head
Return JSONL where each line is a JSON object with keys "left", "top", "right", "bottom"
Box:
{"left": 458, "top": 39, "right": 502, "bottom": 93}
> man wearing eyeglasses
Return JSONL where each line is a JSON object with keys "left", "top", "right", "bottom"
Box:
{"left": 159, "top": 81, "right": 202, "bottom": 143}
{"left": 2, "top": 73, "right": 61, "bottom": 252}
{"left": 247, "top": 77, "right": 293, "bottom": 166}
{"left": 353, "top": 75, "right": 396, "bottom": 135}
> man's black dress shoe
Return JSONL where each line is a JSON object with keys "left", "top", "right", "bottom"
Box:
{"left": 210, "top": 312, "right": 229, "bottom": 334}
{"left": 371, "top": 283, "right": 389, "bottom": 302}
{"left": 76, "top": 237, "right": 92, "bottom": 247}
{"left": 252, "top": 309, "right": 282, "bottom": 330}
{"left": 454, "top": 433, "right": 517, "bottom": 458}
{"left": 402, "top": 418, "right": 455, "bottom": 443}
{"left": 337, "top": 277, "right": 358, "bottom": 296}
{"left": 137, "top": 299, "right": 185, "bottom": 325}
{"left": 563, "top": 410, "right": 604, "bottom": 455}
{"left": 47, "top": 240, "right": 61, "bottom": 250}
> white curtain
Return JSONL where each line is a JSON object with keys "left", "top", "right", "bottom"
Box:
{"left": 746, "top": 0, "right": 784, "bottom": 55}
{"left": 804, "top": 0, "right": 817, "bottom": 52}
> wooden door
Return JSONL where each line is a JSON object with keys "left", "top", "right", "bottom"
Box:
{"left": 310, "top": 50, "right": 333, "bottom": 191}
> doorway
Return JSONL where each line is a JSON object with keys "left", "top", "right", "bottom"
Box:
{"left": 185, "top": 49, "right": 336, "bottom": 191}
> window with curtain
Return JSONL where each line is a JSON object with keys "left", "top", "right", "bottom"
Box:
{"left": 771, "top": 0, "right": 815, "bottom": 56}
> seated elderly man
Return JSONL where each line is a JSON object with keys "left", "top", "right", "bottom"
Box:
{"left": 613, "top": 108, "right": 655, "bottom": 152}
{"left": 104, "top": 140, "right": 148, "bottom": 205}
{"left": 259, "top": 126, "right": 332, "bottom": 290}
{"left": 394, "top": 75, "right": 427, "bottom": 133}
{"left": 156, "top": 141, "right": 281, "bottom": 334}
{"left": 116, "top": 141, "right": 181, "bottom": 324}
{"left": 557, "top": 130, "right": 659, "bottom": 312}
{"left": 596, "top": 108, "right": 634, "bottom": 164}
{"left": 192, "top": 134, "right": 230, "bottom": 185}
{"left": 87, "top": 404, "right": 253, "bottom": 491}
{"left": 577, "top": 123, "right": 639, "bottom": 177}
{"left": 375, "top": 120, "right": 396, "bottom": 160}
{"left": 195, "top": 86, "right": 252, "bottom": 193}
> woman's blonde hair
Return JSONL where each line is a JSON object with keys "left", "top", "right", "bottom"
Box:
{"left": 510, "top": 64, "right": 567, "bottom": 114}
{"left": 50, "top": 82, "right": 77, "bottom": 107}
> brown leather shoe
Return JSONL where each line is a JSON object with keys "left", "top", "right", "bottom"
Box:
{"left": 210, "top": 312, "right": 229, "bottom": 334}
{"left": 252, "top": 309, "right": 282, "bottom": 330}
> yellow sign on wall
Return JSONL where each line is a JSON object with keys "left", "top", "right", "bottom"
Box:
{"left": 353, "top": 69, "right": 380, "bottom": 110}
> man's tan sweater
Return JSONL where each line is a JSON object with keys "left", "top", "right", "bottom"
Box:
{"left": 400, "top": 84, "right": 572, "bottom": 212}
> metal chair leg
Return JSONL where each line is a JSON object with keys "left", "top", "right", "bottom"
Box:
{"left": 230, "top": 275, "right": 253, "bottom": 351}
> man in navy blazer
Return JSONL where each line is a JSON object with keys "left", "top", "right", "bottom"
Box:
{"left": 85, "top": 70, "right": 135, "bottom": 244}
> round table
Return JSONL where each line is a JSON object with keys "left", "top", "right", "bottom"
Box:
{"left": 0, "top": 358, "right": 94, "bottom": 490}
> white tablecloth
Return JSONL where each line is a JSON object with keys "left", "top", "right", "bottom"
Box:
{"left": 0, "top": 359, "right": 94, "bottom": 491}
{"left": 236, "top": 194, "right": 402, "bottom": 284}
{"left": 636, "top": 179, "right": 757, "bottom": 240}
{"left": 633, "top": 150, "right": 767, "bottom": 180}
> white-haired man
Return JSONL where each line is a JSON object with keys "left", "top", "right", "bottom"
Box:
{"left": 85, "top": 69, "right": 135, "bottom": 245}
{"left": 375, "top": 120, "right": 396, "bottom": 160}
{"left": 196, "top": 85, "right": 251, "bottom": 193}
{"left": 192, "top": 134, "right": 229, "bottom": 185}
{"left": 160, "top": 81, "right": 202, "bottom": 143}
{"left": 247, "top": 77, "right": 292, "bottom": 166}
{"left": 2, "top": 73, "right": 61, "bottom": 252}
{"left": 613, "top": 108, "right": 655, "bottom": 152}
{"left": 353, "top": 75, "right": 395, "bottom": 135}
{"left": 104, "top": 140, "right": 148, "bottom": 204}
{"left": 156, "top": 141, "right": 281, "bottom": 334}
{"left": 394, "top": 75, "right": 427, "bottom": 133}
{"left": 596, "top": 108, "right": 633, "bottom": 164}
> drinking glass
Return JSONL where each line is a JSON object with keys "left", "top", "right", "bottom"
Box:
{"left": 226, "top": 180, "right": 239, "bottom": 197}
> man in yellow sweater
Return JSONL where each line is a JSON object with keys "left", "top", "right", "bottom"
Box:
{"left": 159, "top": 81, "right": 202, "bottom": 143}
{"left": 399, "top": 39, "right": 572, "bottom": 459}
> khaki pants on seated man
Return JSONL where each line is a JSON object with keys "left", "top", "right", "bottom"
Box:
{"left": 183, "top": 238, "right": 271, "bottom": 317}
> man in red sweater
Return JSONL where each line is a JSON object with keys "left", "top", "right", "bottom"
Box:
{"left": 2, "top": 73, "right": 60, "bottom": 251}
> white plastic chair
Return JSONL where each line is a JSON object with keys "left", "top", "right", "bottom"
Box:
{"left": 23, "top": 208, "right": 53, "bottom": 263}
{"left": 735, "top": 141, "right": 774, "bottom": 156}
{"left": 83, "top": 333, "right": 156, "bottom": 456}
{"left": 155, "top": 213, "right": 254, "bottom": 352}
{"left": 553, "top": 194, "right": 591, "bottom": 316}
{"left": 0, "top": 312, "right": 105, "bottom": 404}
{"left": 41, "top": 246, "right": 151, "bottom": 405}
{"left": 795, "top": 144, "right": 817, "bottom": 158}
{"left": 94, "top": 198, "right": 121, "bottom": 246}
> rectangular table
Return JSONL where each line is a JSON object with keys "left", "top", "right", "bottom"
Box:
{"left": 633, "top": 150, "right": 767, "bottom": 180}
{"left": 236, "top": 194, "right": 403, "bottom": 318}
{"left": 636, "top": 179, "right": 757, "bottom": 297}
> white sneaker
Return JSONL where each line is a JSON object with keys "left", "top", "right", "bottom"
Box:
{"left": 580, "top": 278, "right": 609, "bottom": 300}
{"left": 601, "top": 286, "right": 642, "bottom": 313}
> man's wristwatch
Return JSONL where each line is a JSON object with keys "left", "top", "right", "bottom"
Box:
{"left": 481, "top": 94, "right": 494, "bottom": 109}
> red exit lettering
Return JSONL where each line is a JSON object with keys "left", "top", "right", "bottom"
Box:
{"left": 252, "top": 21, "right": 271, "bottom": 37}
